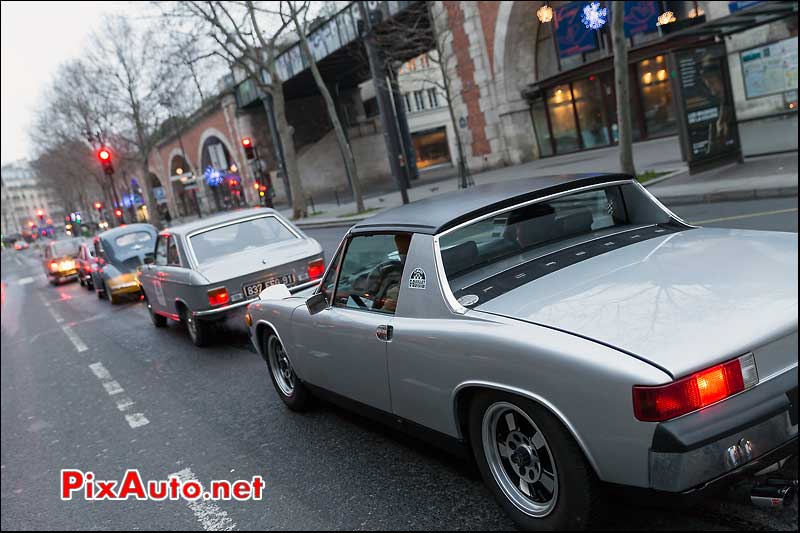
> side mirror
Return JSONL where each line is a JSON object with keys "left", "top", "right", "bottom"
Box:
{"left": 143, "top": 256, "right": 154, "bottom": 265}
{"left": 306, "top": 292, "right": 328, "bottom": 315}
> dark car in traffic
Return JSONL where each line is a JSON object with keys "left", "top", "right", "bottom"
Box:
{"left": 90, "top": 224, "right": 157, "bottom": 304}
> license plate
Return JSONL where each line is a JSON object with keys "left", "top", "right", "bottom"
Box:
{"left": 242, "top": 274, "right": 296, "bottom": 298}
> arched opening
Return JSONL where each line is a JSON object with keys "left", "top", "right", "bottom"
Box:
{"left": 200, "top": 136, "right": 245, "bottom": 212}
{"left": 169, "top": 154, "right": 201, "bottom": 218}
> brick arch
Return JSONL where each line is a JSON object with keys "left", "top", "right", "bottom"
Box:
{"left": 492, "top": 1, "right": 538, "bottom": 110}
{"left": 167, "top": 147, "right": 194, "bottom": 175}
{"left": 196, "top": 128, "right": 240, "bottom": 173}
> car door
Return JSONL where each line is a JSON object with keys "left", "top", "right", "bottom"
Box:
{"left": 291, "top": 233, "right": 410, "bottom": 413}
{"left": 141, "top": 235, "right": 170, "bottom": 313}
{"left": 158, "top": 235, "right": 192, "bottom": 312}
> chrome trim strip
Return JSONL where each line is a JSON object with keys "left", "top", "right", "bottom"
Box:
{"left": 451, "top": 380, "right": 601, "bottom": 476}
{"left": 194, "top": 298, "right": 256, "bottom": 316}
{"left": 184, "top": 213, "right": 304, "bottom": 270}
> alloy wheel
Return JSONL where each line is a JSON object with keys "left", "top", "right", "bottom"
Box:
{"left": 482, "top": 401, "right": 559, "bottom": 517}
{"left": 267, "top": 336, "right": 295, "bottom": 396}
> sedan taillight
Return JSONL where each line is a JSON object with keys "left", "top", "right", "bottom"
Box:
{"left": 307, "top": 259, "right": 325, "bottom": 280}
{"left": 633, "top": 353, "right": 758, "bottom": 422}
{"left": 207, "top": 287, "right": 229, "bottom": 306}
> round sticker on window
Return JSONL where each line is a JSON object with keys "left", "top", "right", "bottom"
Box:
{"left": 409, "top": 268, "right": 426, "bottom": 289}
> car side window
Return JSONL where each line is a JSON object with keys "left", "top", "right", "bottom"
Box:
{"left": 167, "top": 236, "right": 181, "bottom": 266}
{"left": 333, "top": 233, "right": 411, "bottom": 314}
{"left": 319, "top": 244, "right": 343, "bottom": 304}
{"left": 155, "top": 236, "right": 168, "bottom": 266}
{"left": 94, "top": 240, "right": 104, "bottom": 260}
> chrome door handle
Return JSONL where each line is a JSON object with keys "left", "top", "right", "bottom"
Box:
{"left": 376, "top": 324, "right": 393, "bottom": 342}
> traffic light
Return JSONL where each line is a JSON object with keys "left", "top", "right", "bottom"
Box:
{"left": 97, "top": 147, "right": 114, "bottom": 176}
{"left": 114, "top": 208, "right": 123, "bottom": 218}
{"left": 36, "top": 209, "right": 45, "bottom": 224}
{"left": 241, "top": 137, "right": 255, "bottom": 160}
{"left": 94, "top": 202, "right": 103, "bottom": 211}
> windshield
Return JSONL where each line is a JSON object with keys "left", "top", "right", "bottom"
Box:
{"left": 439, "top": 185, "right": 631, "bottom": 280}
{"left": 52, "top": 239, "right": 81, "bottom": 257}
{"left": 114, "top": 231, "right": 154, "bottom": 251}
{"left": 189, "top": 216, "right": 297, "bottom": 266}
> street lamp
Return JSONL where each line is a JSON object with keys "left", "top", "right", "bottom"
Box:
{"left": 537, "top": 3, "right": 553, "bottom": 23}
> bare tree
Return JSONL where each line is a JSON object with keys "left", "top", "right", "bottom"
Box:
{"left": 162, "top": 1, "right": 309, "bottom": 219}
{"left": 612, "top": 1, "right": 636, "bottom": 176}
{"left": 282, "top": 1, "right": 365, "bottom": 212}
{"left": 85, "top": 15, "right": 168, "bottom": 227}
{"left": 374, "top": 1, "right": 473, "bottom": 188}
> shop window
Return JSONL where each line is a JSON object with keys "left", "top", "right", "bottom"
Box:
{"left": 546, "top": 85, "right": 580, "bottom": 153}
{"left": 411, "top": 127, "right": 451, "bottom": 169}
{"left": 573, "top": 77, "right": 611, "bottom": 149}
{"left": 636, "top": 55, "right": 677, "bottom": 137}
{"left": 531, "top": 98, "right": 554, "bottom": 157}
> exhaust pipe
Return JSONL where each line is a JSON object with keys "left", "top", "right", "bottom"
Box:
{"left": 751, "top": 481, "right": 796, "bottom": 508}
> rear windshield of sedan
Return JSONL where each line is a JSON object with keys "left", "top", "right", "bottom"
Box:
{"left": 439, "top": 185, "right": 631, "bottom": 279}
{"left": 114, "top": 231, "right": 154, "bottom": 249}
{"left": 52, "top": 239, "right": 81, "bottom": 257}
{"left": 189, "top": 216, "right": 297, "bottom": 265}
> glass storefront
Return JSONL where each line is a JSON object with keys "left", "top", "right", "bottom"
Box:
{"left": 531, "top": 54, "right": 678, "bottom": 156}
{"left": 547, "top": 85, "right": 580, "bottom": 153}
{"left": 572, "top": 77, "right": 611, "bottom": 149}
{"left": 636, "top": 55, "right": 677, "bottom": 137}
{"left": 412, "top": 127, "right": 451, "bottom": 169}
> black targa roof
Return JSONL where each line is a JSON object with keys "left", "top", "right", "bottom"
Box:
{"left": 351, "top": 173, "right": 632, "bottom": 235}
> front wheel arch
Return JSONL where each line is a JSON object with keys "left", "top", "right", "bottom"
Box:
{"left": 453, "top": 384, "right": 599, "bottom": 479}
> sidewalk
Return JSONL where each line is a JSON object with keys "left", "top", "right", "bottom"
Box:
{"left": 286, "top": 137, "right": 797, "bottom": 228}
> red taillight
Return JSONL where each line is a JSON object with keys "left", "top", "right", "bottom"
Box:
{"left": 307, "top": 259, "right": 325, "bottom": 280}
{"left": 49, "top": 261, "right": 59, "bottom": 272}
{"left": 633, "top": 356, "right": 754, "bottom": 422}
{"left": 207, "top": 287, "right": 229, "bottom": 306}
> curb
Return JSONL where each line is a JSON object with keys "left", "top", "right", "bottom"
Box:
{"left": 640, "top": 167, "right": 688, "bottom": 188}
{"left": 295, "top": 217, "right": 370, "bottom": 230}
{"left": 654, "top": 186, "right": 798, "bottom": 206}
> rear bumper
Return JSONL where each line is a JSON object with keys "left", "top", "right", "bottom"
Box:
{"left": 649, "top": 367, "right": 798, "bottom": 493}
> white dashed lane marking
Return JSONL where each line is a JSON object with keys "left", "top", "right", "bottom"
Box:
{"left": 171, "top": 468, "right": 236, "bottom": 531}
{"left": 18, "top": 277, "right": 33, "bottom": 285}
{"left": 88, "top": 362, "right": 149, "bottom": 429}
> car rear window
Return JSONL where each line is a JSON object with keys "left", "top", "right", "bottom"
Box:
{"left": 439, "top": 185, "right": 630, "bottom": 279}
{"left": 189, "top": 216, "right": 297, "bottom": 266}
{"left": 115, "top": 231, "right": 154, "bottom": 249}
{"left": 52, "top": 239, "right": 81, "bottom": 257}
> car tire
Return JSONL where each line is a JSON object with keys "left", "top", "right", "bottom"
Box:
{"left": 182, "top": 308, "right": 211, "bottom": 347}
{"left": 79, "top": 277, "right": 85, "bottom": 287}
{"left": 144, "top": 293, "right": 167, "bottom": 328}
{"left": 263, "top": 332, "right": 312, "bottom": 411}
{"left": 86, "top": 278, "right": 94, "bottom": 291}
{"left": 468, "top": 391, "right": 604, "bottom": 531}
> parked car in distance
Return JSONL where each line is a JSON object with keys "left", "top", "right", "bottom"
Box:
{"left": 42, "top": 238, "right": 82, "bottom": 284}
{"left": 76, "top": 240, "right": 100, "bottom": 290}
{"left": 245, "top": 174, "right": 798, "bottom": 530}
{"left": 138, "top": 208, "right": 324, "bottom": 347}
{"left": 91, "top": 224, "right": 157, "bottom": 304}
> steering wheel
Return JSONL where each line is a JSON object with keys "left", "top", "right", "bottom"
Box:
{"left": 367, "top": 260, "right": 403, "bottom": 310}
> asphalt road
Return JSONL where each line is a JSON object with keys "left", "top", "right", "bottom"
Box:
{"left": 2, "top": 196, "right": 797, "bottom": 531}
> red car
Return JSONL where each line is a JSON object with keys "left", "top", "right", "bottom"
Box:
{"left": 76, "top": 240, "right": 100, "bottom": 290}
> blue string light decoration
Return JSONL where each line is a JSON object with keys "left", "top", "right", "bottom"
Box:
{"left": 581, "top": 1, "right": 607, "bottom": 30}
{"left": 204, "top": 165, "right": 224, "bottom": 187}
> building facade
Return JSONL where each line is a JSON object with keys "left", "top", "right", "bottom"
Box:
{"left": 433, "top": 0, "right": 797, "bottom": 168}
{"left": 1, "top": 161, "right": 64, "bottom": 237}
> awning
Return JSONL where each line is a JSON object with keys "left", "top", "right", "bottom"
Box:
{"left": 667, "top": 1, "right": 797, "bottom": 38}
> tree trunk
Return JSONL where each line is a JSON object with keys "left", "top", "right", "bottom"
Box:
{"left": 271, "top": 81, "right": 307, "bottom": 219}
{"left": 293, "top": 14, "right": 365, "bottom": 213}
{"left": 612, "top": 1, "right": 636, "bottom": 176}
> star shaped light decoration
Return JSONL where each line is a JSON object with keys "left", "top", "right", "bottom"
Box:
{"left": 581, "top": 1, "right": 607, "bottom": 30}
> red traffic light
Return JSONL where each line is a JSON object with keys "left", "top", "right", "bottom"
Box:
{"left": 241, "top": 137, "right": 252, "bottom": 147}
{"left": 94, "top": 202, "right": 103, "bottom": 210}
{"left": 36, "top": 209, "right": 45, "bottom": 217}
{"left": 98, "top": 148, "right": 111, "bottom": 161}
{"left": 114, "top": 208, "right": 123, "bottom": 217}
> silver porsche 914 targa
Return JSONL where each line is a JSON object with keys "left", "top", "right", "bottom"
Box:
{"left": 138, "top": 208, "right": 324, "bottom": 346}
{"left": 244, "top": 174, "right": 797, "bottom": 529}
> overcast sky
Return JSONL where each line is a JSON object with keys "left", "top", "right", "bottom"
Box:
{"left": 0, "top": 1, "right": 142, "bottom": 166}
